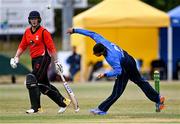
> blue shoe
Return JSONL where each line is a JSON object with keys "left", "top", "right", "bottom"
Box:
{"left": 156, "top": 96, "right": 165, "bottom": 112}
{"left": 90, "top": 108, "right": 107, "bottom": 115}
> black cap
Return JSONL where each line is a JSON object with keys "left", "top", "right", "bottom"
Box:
{"left": 28, "top": 11, "right": 41, "bottom": 19}
{"left": 93, "top": 43, "right": 106, "bottom": 54}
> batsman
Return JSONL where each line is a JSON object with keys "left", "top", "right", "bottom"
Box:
{"left": 67, "top": 28, "right": 165, "bottom": 115}
{"left": 10, "top": 11, "right": 71, "bottom": 114}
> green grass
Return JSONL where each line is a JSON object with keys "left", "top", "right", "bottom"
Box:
{"left": 0, "top": 81, "right": 180, "bottom": 124}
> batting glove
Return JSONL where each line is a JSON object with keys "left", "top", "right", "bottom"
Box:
{"left": 54, "top": 60, "right": 63, "bottom": 75}
{"left": 10, "top": 57, "right": 19, "bottom": 69}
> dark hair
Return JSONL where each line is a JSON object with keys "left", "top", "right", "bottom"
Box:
{"left": 93, "top": 43, "right": 106, "bottom": 54}
{"left": 28, "top": 11, "right": 41, "bottom": 24}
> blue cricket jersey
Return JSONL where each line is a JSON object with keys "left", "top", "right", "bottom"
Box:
{"left": 74, "top": 28, "right": 124, "bottom": 77}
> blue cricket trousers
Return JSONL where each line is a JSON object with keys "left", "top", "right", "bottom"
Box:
{"left": 98, "top": 51, "right": 160, "bottom": 112}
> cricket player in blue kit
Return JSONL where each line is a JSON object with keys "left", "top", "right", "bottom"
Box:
{"left": 67, "top": 28, "right": 165, "bottom": 115}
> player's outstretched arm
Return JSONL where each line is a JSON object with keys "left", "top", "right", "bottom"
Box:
{"left": 66, "top": 28, "right": 111, "bottom": 47}
{"left": 67, "top": 27, "right": 100, "bottom": 39}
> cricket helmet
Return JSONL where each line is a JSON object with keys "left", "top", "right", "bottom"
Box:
{"left": 93, "top": 43, "right": 106, "bottom": 54}
{"left": 28, "top": 11, "right": 41, "bottom": 24}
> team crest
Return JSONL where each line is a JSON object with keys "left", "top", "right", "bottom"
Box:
{"left": 30, "top": 40, "right": 34, "bottom": 45}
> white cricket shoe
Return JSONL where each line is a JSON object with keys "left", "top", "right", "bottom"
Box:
{"left": 58, "top": 107, "right": 67, "bottom": 113}
{"left": 26, "top": 108, "right": 43, "bottom": 114}
{"left": 58, "top": 98, "right": 71, "bottom": 114}
{"left": 26, "top": 109, "right": 35, "bottom": 114}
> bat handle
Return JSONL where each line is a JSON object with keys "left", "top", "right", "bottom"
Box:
{"left": 59, "top": 72, "right": 66, "bottom": 82}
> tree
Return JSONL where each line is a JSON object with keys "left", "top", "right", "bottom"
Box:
{"left": 141, "top": 0, "right": 180, "bottom": 12}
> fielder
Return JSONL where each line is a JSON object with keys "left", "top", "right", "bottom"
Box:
{"left": 67, "top": 28, "right": 165, "bottom": 115}
{"left": 10, "top": 11, "right": 71, "bottom": 114}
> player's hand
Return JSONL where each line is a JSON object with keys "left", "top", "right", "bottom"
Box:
{"left": 54, "top": 60, "right": 63, "bottom": 75}
{"left": 10, "top": 56, "right": 19, "bottom": 69}
{"left": 97, "top": 73, "right": 105, "bottom": 79}
{"left": 66, "top": 28, "right": 73, "bottom": 34}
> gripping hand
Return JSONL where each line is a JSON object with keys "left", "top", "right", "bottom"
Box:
{"left": 10, "top": 57, "right": 19, "bottom": 69}
{"left": 54, "top": 60, "right": 63, "bottom": 75}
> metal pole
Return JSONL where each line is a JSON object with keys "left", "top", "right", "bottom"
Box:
{"left": 62, "top": 0, "right": 74, "bottom": 51}
{"left": 167, "top": 26, "right": 173, "bottom": 81}
{"left": 6, "top": 8, "right": 10, "bottom": 42}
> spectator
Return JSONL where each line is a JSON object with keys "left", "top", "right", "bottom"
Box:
{"left": 66, "top": 46, "right": 81, "bottom": 81}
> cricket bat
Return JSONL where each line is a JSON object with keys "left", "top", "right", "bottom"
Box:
{"left": 59, "top": 72, "right": 80, "bottom": 112}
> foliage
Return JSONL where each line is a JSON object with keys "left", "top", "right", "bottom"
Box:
{"left": 141, "top": 0, "right": 180, "bottom": 12}
{"left": 88, "top": 0, "right": 102, "bottom": 6}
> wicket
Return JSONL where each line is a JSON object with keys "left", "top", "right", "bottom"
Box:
{"left": 154, "top": 70, "right": 160, "bottom": 112}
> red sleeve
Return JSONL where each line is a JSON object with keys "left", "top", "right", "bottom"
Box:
{"left": 43, "top": 30, "right": 57, "bottom": 54}
{"left": 18, "top": 31, "right": 28, "bottom": 51}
